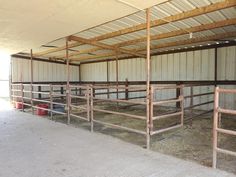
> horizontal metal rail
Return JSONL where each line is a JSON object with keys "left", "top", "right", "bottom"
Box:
{"left": 218, "top": 108, "right": 236, "bottom": 115}
{"left": 70, "top": 104, "right": 87, "bottom": 110}
{"left": 70, "top": 113, "right": 89, "bottom": 121}
{"left": 92, "top": 97, "right": 146, "bottom": 105}
{"left": 185, "top": 101, "right": 214, "bottom": 110}
{"left": 217, "top": 128, "right": 236, "bottom": 136}
{"left": 93, "top": 119, "right": 146, "bottom": 135}
{"left": 151, "top": 124, "right": 182, "bottom": 135}
{"left": 153, "top": 112, "right": 182, "bottom": 121}
{"left": 216, "top": 148, "right": 236, "bottom": 157}
{"left": 218, "top": 88, "right": 236, "bottom": 94}
{"left": 153, "top": 98, "right": 182, "bottom": 105}
{"left": 93, "top": 108, "right": 146, "bottom": 120}
{"left": 184, "top": 92, "right": 214, "bottom": 99}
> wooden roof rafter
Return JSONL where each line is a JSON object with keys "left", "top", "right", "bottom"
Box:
{"left": 68, "top": 35, "right": 145, "bottom": 58}
{"left": 70, "top": 31, "right": 236, "bottom": 62}
{"left": 62, "top": 18, "right": 236, "bottom": 59}
{"left": 33, "top": 0, "right": 236, "bottom": 58}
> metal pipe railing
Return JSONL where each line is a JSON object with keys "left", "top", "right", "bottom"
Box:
{"left": 212, "top": 87, "right": 236, "bottom": 169}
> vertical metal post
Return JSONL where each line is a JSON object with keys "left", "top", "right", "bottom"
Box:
{"left": 86, "top": 85, "right": 90, "bottom": 121}
{"left": 176, "top": 85, "right": 180, "bottom": 108}
{"left": 214, "top": 48, "right": 218, "bottom": 86}
{"left": 150, "top": 86, "right": 154, "bottom": 135}
{"left": 38, "top": 86, "right": 41, "bottom": 99}
{"left": 50, "top": 84, "right": 53, "bottom": 119}
{"left": 10, "top": 58, "right": 13, "bottom": 104}
{"left": 90, "top": 86, "right": 94, "bottom": 132}
{"left": 21, "top": 83, "right": 24, "bottom": 112}
{"left": 66, "top": 38, "right": 70, "bottom": 124}
{"left": 125, "top": 78, "right": 129, "bottom": 100}
{"left": 107, "top": 60, "right": 110, "bottom": 99}
{"left": 79, "top": 64, "right": 82, "bottom": 95}
{"left": 115, "top": 52, "right": 119, "bottom": 100}
{"left": 180, "top": 85, "right": 184, "bottom": 126}
{"left": 30, "top": 49, "right": 34, "bottom": 114}
{"left": 190, "top": 86, "right": 194, "bottom": 125}
{"left": 146, "top": 8, "right": 151, "bottom": 149}
{"left": 213, "top": 87, "right": 219, "bottom": 168}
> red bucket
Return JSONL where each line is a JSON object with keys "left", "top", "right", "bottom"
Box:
{"left": 36, "top": 104, "right": 49, "bottom": 116}
{"left": 15, "top": 102, "right": 24, "bottom": 109}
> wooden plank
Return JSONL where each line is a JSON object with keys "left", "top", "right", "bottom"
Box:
{"left": 69, "top": 35, "right": 145, "bottom": 58}
{"left": 115, "top": 18, "right": 236, "bottom": 47}
{"left": 70, "top": 32, "right": 236, "bottom": 62}
{"left": 55, "top": 18, "right": 236, "bottom": 59}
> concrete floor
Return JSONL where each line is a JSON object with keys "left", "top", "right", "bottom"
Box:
{"left": 0, "top": 107, "right": 235, "bottom": 177}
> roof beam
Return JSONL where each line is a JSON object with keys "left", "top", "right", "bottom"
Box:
{"left": 70, "top": 32, "right": 236, "bottom": 62}
{"left": 33, "top": 0, "right": 235, "bottom": 57}
{"left": 61, "top": 18, "right": 236, "bottom": 59}
{"left": 68, "top": 35, "right": 145, "bottom": 58}
{"left": 90, "top": 0, "right": 236, "bottom": 41}
{"left": 115, "top": 18, "right": 236, "bottom": 47}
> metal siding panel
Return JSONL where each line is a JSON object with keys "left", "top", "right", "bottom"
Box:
{"left": 186, "top": 51, "right": 194, "bottom": 80}
{"left": 217, "top": 47, "right": 226, "bottom": 80}
{"left": 193, "top": 50, "right": 201, "bottom": 80}
{"left": 179, "top": 52, "right": 187, "bottom": 80}
{"left": 167, "top": 54, "right": 174, "bottom": 80}
{"left": 201, "top": 50, "right": 209, "bottom": 80}
{"left": 161, "top": 54, "right": 168, "bottom": 80}
{"left": 208, "top": 49, "right": 215, "bottom": 80}
{"left": 173, "top": 53, "right": 180, "bottom": 80}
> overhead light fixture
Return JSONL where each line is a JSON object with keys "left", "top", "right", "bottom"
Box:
{"left": 189, "top": 32, "right": 193, "bottom": 39}
{"left": 216, "top": 42, "right": 220, "bottom": 44}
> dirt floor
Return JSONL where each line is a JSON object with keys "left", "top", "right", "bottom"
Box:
{"left": 24, "top": 102, "right": 236, "bottom": 174}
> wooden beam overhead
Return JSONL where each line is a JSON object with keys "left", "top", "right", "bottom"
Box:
{"left": 89, "top": 0, "right": 236, "bottom": 42}
{"left": 68, "top": 35, "right": 145, "bottom": 58}
{"left": 114, "top": 18, "right": 236, "bottom": 47}
{"left": 33, "top": 0, "right": 235, "bottom": 57}
{"left": 70, "top": 32, "right": 236, "bottom": 62}
{"left": 59, "top": 18, "right": 236, "bottom": 59}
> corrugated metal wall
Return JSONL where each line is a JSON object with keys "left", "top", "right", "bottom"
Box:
{"left": 217, "top": 46, "right": 236, "bottom": 109}
{"left": 11, "top": 57, "right": 79, "bottom": 82}
{"left": 11, "top": 46, "right": 236, "bottom": 109}
{"left": 80, "top": 46, "right": 236, "bottom": 109}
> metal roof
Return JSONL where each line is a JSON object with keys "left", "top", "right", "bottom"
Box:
{"left": 18, "top": 0, "right": 236, "bottom": 64}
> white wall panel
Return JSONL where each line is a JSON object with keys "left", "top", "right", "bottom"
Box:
{"left": 11, "top": 57, "right": 79, "bottom": 82}
{"left": 217, "top": 46, "right": 236, "bottom": 109}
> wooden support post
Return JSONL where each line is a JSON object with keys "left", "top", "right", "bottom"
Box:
{"left": 125, "top": 78, "right": 129, "bottom": 100}
{"left": 213, "top": 87, "right": 219, "bottom": 168}
{"left": 30, "top": 49, "right": 34, "bottom": 114}
{"left": 146, "top": 8, "right": 151, "bottom": 149}
{"left": 66, "top": 38, "right": 71, "bottom": 124}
